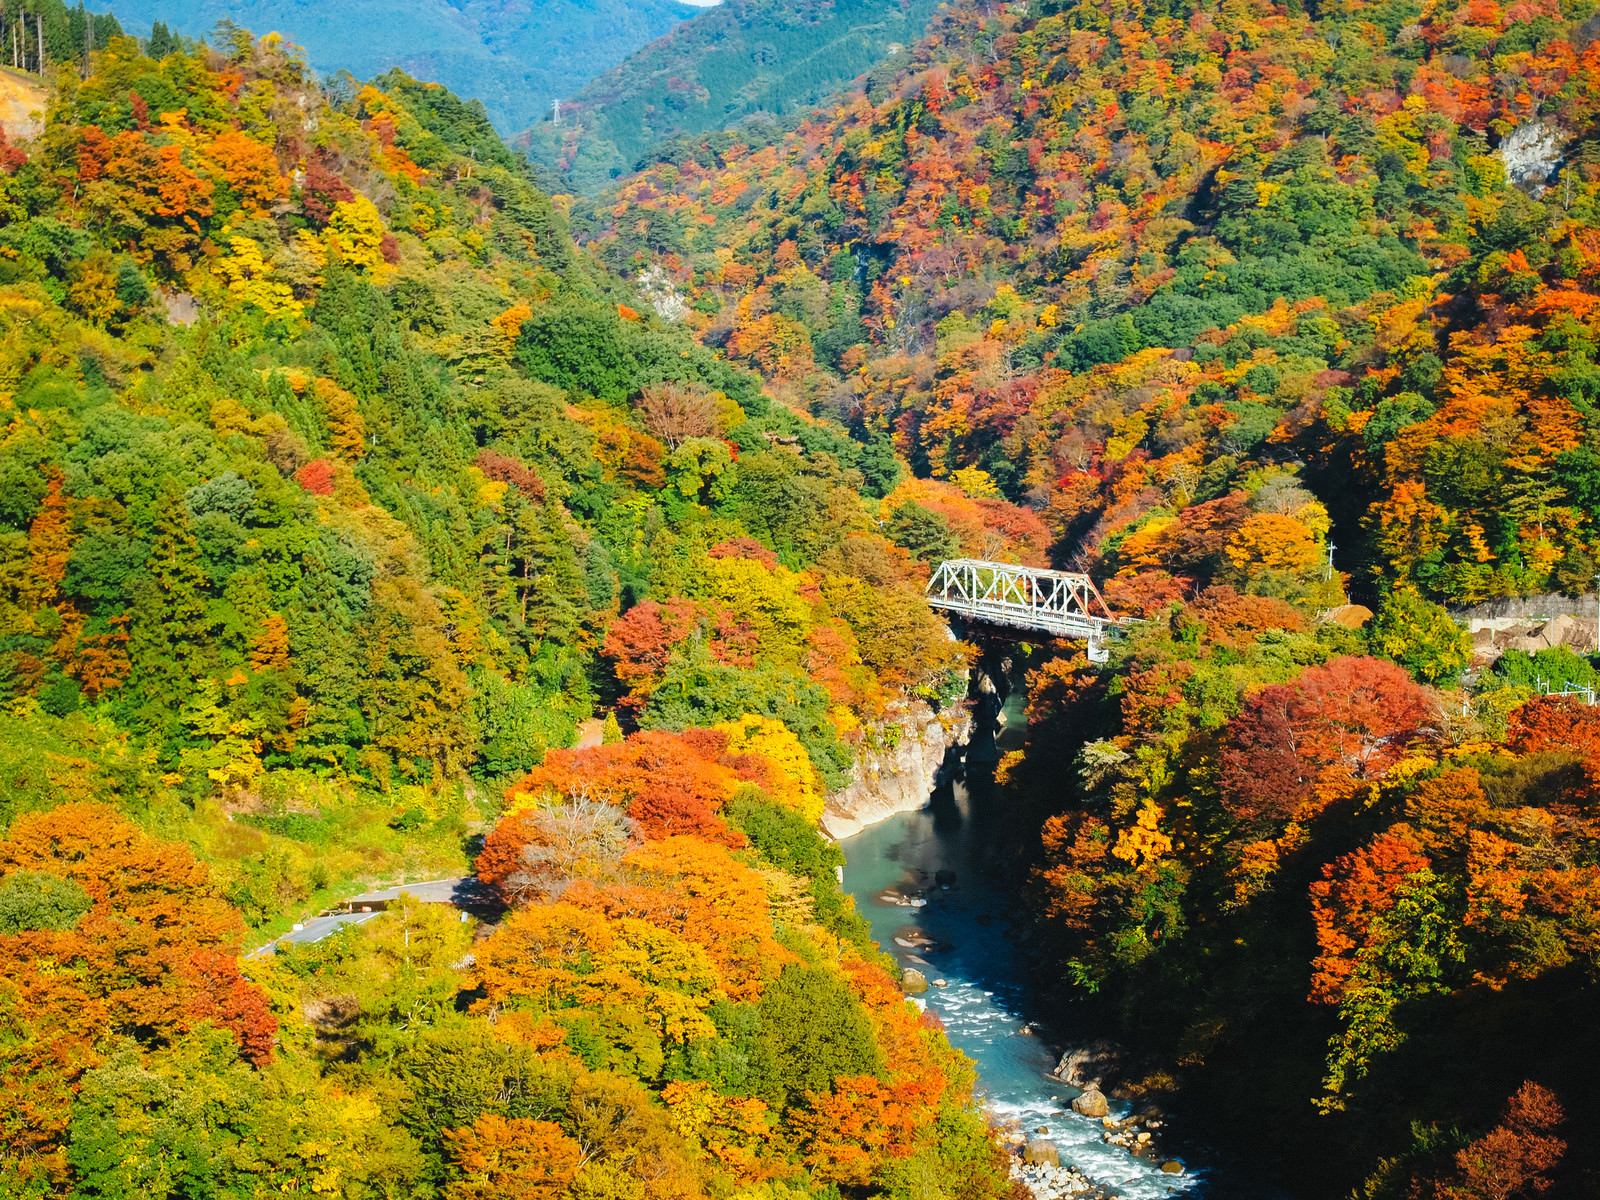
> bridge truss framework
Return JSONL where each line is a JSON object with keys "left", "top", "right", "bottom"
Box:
{"left": 925, "top": 559, "right": 1119, "bottom": 660}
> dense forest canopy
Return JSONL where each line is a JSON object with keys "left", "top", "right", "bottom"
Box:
{"left": 0, "top": 23, "right": 1023, "bottom": 1200}
{"left": 581, "top": 0, "right": 1600, "bottom": 608}
{"left": 1, "top": 0, "right": 1600, "bottom": 1197}
{"left": 572, "top": 0, "right": 1600, "bottom": 1192}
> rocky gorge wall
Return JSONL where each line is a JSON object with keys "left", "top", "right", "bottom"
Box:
{"left": 821, "top": 700, "right": 971, "bottom": 839}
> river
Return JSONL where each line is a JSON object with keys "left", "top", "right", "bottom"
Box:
{"left": 839, "top": 681, "right": 1198, "bottom": 1199}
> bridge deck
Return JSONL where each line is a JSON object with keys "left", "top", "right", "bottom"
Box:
{"left": 925, "top": 559, "right": 1120, "bottom": 652}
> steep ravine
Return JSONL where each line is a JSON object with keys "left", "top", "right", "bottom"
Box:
{"left": 822, "top": 699, "right": 972, "bottom": 839}
{"left": 834, "top": 652, "right": 1200, "bottom": 1198}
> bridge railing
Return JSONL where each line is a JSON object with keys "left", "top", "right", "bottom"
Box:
{"left": 924, "top": 559, "right": 1120, "bottom": 658}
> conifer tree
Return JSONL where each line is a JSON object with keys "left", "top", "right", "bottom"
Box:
{"left": 126, "top": 481, "right": 208, "bottom": 741}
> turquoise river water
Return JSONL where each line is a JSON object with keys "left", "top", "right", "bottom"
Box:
{"left": 839, "top": 691, "right": 1199, "bottom": 1199}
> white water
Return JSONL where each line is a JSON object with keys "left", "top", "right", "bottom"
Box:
{"left": 839, "top": 688, "right": 1200, "bottom": 1198}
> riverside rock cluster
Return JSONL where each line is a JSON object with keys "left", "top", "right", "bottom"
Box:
{"left": 1010, "top": 1152, "right": 1100, "bottom": 1199}
{"left": 999, "top": 1131, "right": 1101, "bottom": 1199}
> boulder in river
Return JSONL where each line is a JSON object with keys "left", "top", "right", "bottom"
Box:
{"left": 1161, "top": 1161, "right": 1184, "bottom": 1174}
{"left": 931, "top": 977, "right": 949, "bottom": 987}
{"left": 1023, "top": 1139, "right": 1061, "bottom": 1167}
{"left": 902, "top": 968, "right": 928, "bottom": 994}
{"left": 1054, "top": 1041, "right": 1124, "bottom": 1092}
{"left": 1071, "top": 1088, "right": 1110, "bottom": 1118}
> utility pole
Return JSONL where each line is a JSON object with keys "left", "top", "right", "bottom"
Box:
{"left": 551, "top": 98, "right": 560, "bottom": 126}
{"left": 37, "top": 10, "right": 44, "bottom": 74}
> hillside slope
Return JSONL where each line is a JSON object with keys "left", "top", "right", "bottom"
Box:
{"left": 574, "top": 0, "right": 1600, "bottom": 1193}
{"left": 101, "top": 0, "right": 696, "bottom": 131}
{"left": 522, "top": 0, "right": 946, "bottom": 192}
{"left": 0, "top": 68, "right": 47, "bottom": 140}
{"left": 585, "top": 0, "right": 1600, "bottom": 608}
{"left": 0, "top": 25, "right": 1023, "bottom": 1200}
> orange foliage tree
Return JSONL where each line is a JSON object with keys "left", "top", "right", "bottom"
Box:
{"left": 0, "top": 804, "right": 274, "bottom": 1175}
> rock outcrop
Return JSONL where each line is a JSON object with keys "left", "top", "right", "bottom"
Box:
{"left": 1023, "top": 1139, "right": 1061, "bottom": 1167}
{"left": 822, "top": 700, "right": 969, "bottom": 839}
{"left": 1071, "top": 1088, "right": 1109, "bottom": 1119}
{"left": 902, "top": 968, "right": 928, "bottom": 994}
{"left": 1053, "top": 1041, "right": 1125, "bottom": 1092}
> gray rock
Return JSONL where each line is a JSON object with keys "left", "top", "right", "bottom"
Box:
{"left": 1498, "top": 121, "right": 1563, "bottom": 193}
{"left": 902, "top": 968, "right": 928, "bottom": 994}
{"left": 1023, "top": 1139, "right": 1061, "bottom": 1167}
{"left": 822, "top": 702, "right": 972, "bottom": 838}
{"left": 1054, "top": 1040, "right": 1124, "bottom": 1091}
{"left": 1072, "top": 1088, "right": 1110, "bottom": 1119}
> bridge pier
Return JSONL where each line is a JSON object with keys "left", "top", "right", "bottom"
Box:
{"left": 963, "top": 638, "right": 1014, "bottom": 768}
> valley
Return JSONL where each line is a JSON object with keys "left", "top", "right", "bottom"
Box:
{"left": 0, "top": 0, "right": 1597, "bottom": 1197}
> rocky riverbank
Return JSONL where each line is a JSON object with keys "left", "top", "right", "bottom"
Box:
{"left": 821, "top": 699, "right": 970, "bottom": 839}
{"left": 999, "top": 1101, "right": 1186, "bottom": 1200}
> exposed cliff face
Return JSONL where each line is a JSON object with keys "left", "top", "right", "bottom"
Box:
{"left": 822, "top": 700, "right": 970, "bottom": 839}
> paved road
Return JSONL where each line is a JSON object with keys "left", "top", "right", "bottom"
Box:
{"left": 269, "top": 910, "right": 380, "bottom": 949}
{"left": 344, "top": 877, "right": 487, "bottom": 908}
{"left": 252, "top": 876, "right": 486, "bottom": 956}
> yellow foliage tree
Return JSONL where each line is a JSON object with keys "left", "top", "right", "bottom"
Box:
{"left": 67, "top": 250, "right": 122, "bottom": 325}
{"left": 660, "top": 1081, "right": 782, "bottom": 1183}
{"left": 715, "top": 714, "right": 824, "bottom": 822}
{"left": 314, "top": 377, "right": 366, "bottom": 458}
{"left": 216, "top": 236, "right": 302, "bottom": 319}
{"left": 949, "top": 466, "right": 1001, "bottom": 498}
{"left": 1225, "top": 512, "right": 1322, "bottom": 574}
{"left": 327, "top": 195, "right": 390, "bottom": 276}
{"left": 701, "top": 558, "right": 810, "bottom": 661}
{"left": 1110, "top": 801, "right": 1174, "bottom": 868}
{"left": 492, "top": 303, "right": 532, "bottom": 350}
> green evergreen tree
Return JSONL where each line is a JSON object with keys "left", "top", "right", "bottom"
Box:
{"left": 751, "top": 963, "right": 883, "bottom": 1111}
{"left": 1367, "top": 588, "right": 1473, "bottom": 685}
{"left": 125, "top": 481, "right": 209, "bottom": 743}
{"left": 147, "top": 19, "right": 175, "bottom": 58}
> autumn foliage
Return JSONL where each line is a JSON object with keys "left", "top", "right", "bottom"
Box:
{"left": 1219, "top": 657, "right": 1438, "bottom": 829}
{"left": 1415, "top": 1082, "right": 1568, "bottom": 1200}
{"left": 0, "top": 805, "right": 274, "bottom": 1175}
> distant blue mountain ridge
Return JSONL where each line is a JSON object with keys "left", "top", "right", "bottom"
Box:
{"left": 106, "top": 0, "right": 699, "bottom": 133}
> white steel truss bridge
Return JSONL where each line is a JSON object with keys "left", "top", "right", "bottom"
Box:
{"left": 925, "top": 559, "right": 1121, "bottom": 660}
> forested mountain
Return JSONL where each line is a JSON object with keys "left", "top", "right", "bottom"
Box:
{"left": 0, "top": 28, "right": 1020, "bottom": 1198}
{"left": 578, "top": 0, "right": 1600, "bottom": 1193}
{"left": 0, "top": 0, "right": 123, "bottom": 75}
{"left": 99, "top": 0, "right": 698, "bottom": 132}
{"left": 521, "top": 0, "right": 946, "bottom": 193}
{"left": 580, "top": 0, "right": 1600, "bottom": 608}
{"left": 5, "top": 0, "right": 1600, "bottom": 1195}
